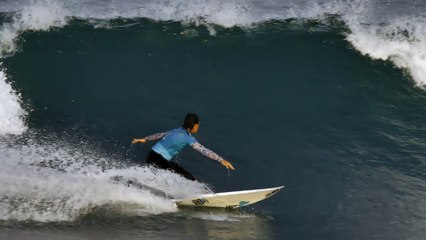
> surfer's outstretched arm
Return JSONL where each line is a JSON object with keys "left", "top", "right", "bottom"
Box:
{"left": 192, "top": 142, "right": 235, "bottom": 170}
{"left": 132, "top": 132, "right": 167, "bottom": 144}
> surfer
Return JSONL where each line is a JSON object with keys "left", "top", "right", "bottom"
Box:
{"left": 132, "top": 113, "right": 235, "bottom": 181}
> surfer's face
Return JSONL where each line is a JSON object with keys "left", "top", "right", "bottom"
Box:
{"left": 190, "top": 123, "right": 199, "bottom": 133}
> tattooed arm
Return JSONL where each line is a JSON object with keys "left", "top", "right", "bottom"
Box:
{"left": 132, "top": 132, "right": 167, "bottom": 144}
{"left": 145, "top": 132, "right": 167, "bottom": 141}
{"left": 192, "top": 142, "right": 235, "bottom": 170}
{"left": 192, "top": 142, "right": 224, "bottom": 162}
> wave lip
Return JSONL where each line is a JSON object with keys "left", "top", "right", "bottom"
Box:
{"left": 0, "top": 134, "right": 215, "bottom": 222}
{"left": 0, "top": 0, "right": 69, "bottom": 57}
{"left": 346, "top": 16, "right": 426, "bottom": 87}
{"left": 0, "top": 0, "right": 425, "bottom": 88}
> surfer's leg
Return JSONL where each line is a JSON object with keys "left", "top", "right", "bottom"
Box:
{"left": 146, "top": 150, "right": 195, "bottom": 180}
{"left": 145, "top": 150, "right": 170, "bottom": 169}
{"left": 169, "top": 162, "right": 196, "bottom": 181}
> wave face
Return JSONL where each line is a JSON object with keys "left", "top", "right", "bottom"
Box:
{"left": 1, "top": 0, "right": 426, "bottom": 85}
{"left": 0, "top": 1, "right": 426, "bottom": 240}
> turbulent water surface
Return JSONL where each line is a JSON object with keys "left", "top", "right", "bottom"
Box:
{"left": 1, "top": 0, "right": 426, "bottom": 239}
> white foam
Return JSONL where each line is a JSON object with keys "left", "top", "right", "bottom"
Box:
{"left": 0, "top": 0, "right": 69, "bottom": 135}
{"left": 0, "top": 0, "right": 423, "bottom": 88}
{"left": 0, "top": 0, "right": 69, "bottom": 56}
{"left": 346, "top": 16, "right": 426, "bottom": 86}
{"left": 0, "top": 133, "right": 213, "bottom": 222}
{"left": 96, "top": 167, "right": 212, "bottom": 199}
{"left": 0, "top": 164, "right": 176, "bottom": 222}
{"left": 0, "top": 70, "right": 27, "bottom": 135}
{"left": 138, "top": 0, "right": 256, "bottom": 28}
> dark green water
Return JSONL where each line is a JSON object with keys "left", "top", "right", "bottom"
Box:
{"left": 1, "top": 18, "right": 426, "bottom": 240}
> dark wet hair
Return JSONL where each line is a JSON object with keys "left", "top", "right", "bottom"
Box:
{"left": 182, "top": 113, "right": 199, "bottom": 130}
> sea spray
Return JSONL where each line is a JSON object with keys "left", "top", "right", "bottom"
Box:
{"left": 0, "top": 132, "right": 212, "bottom": 222}
{"left": 0, "top": 70, "right": 26, "bottom": 135}
{"left": 0, "top": 0, "right": 69, "bottom": 57}
{"left": 0, "top": 0, "right": 69, "bottom": 134}
{"left": 346, "top": 16, "right": 426, "bottom": 86}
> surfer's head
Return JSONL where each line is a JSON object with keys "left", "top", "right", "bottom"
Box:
{"left": 183, "top": 113, "right": 199, "bottom": 133}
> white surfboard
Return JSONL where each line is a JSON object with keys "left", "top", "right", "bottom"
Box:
{"left": 172, "top": 186, "right": 284, "bottom": 209}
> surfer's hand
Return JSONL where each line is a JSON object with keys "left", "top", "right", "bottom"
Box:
{"left": 220, "top": 159, "right": 235, "bottom": 170}
{"left": 131, "top": 138, "right": 146, "bottom": 144}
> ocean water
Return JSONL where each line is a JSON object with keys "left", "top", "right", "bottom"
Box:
{"left": 1, "top": 0, "right": 426, "bottom": 239}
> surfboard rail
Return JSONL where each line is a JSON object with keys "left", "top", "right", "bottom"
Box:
{"left": 172, "top": 186, "right": 284, "bottom": 209}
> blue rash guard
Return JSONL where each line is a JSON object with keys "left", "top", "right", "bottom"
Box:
{"left": 151, "top": 127, "right": 196, "bottom": 160}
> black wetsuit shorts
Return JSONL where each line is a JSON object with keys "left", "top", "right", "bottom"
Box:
{"left": 145, "top": 150, "right": 196, "bottom": 181}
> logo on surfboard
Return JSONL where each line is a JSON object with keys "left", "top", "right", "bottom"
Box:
{"left": 238, "top": 201, "right": 250, "bottom": 207}
{"left": 265, "top": 189, "right": 281, "bottom": 198}
{"left": 192, "top": 198, "right": 209, "bottom": 206}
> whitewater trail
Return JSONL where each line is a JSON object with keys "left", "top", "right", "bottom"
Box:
{"left": 0, "top": 133, "right": 213, "bottom": 222}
